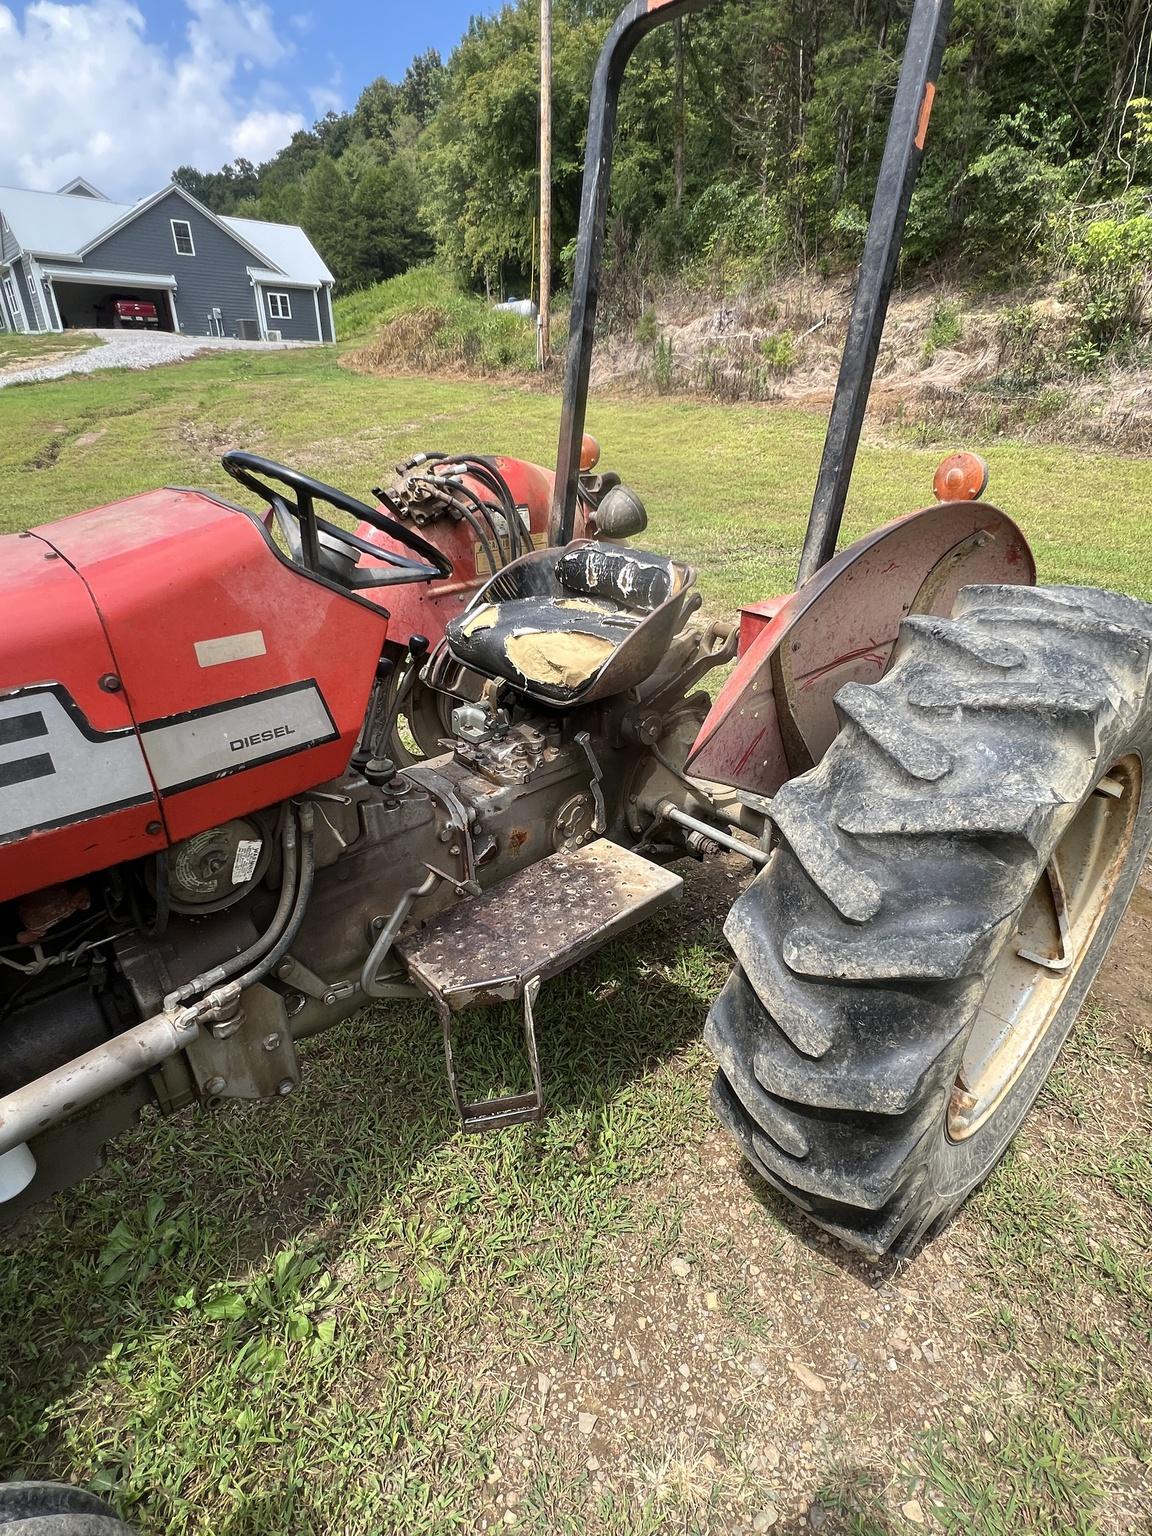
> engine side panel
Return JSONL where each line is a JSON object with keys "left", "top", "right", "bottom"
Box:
{"left": 36, "top": 490, "right": 389, "bottom": 843}
{"left": 0, "top": 533, "right": 165, "bottom": 901}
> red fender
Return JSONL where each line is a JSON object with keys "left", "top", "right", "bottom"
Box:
{"left": 687, "top": 500, "right": 1036, "bottom": 796}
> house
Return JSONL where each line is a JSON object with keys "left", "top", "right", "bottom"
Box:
{"left": 0, "top": 178, "right": 334, "bottom": 342}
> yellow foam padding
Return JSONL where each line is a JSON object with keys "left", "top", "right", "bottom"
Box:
{"left": 461, "top": 604, "right": 498, "bottom": 636}
{"left": 504, "top": 629, "right": 616, "bottom": 688}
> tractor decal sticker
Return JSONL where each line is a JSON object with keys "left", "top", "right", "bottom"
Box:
{"left": 139, "top": 679, "right": 339, "bottom": 795}
{"left": 0, "top": 686, "right": 155, "bottom": 844}
{"left": 193, "top": 630, "right": 268, "bottom": 668}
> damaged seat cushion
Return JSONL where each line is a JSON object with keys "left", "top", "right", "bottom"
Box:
{"left": 444, "top": 542, "right": 691, "bottom": 706}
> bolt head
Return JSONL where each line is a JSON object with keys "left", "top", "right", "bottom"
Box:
{"left": 275, "top": 959, "right": 294, "bottom": 980}
{"left": 204, "top": 1075, "right": 226, "bottom": 1096}
{"left": 277, "top": 1078, "right": 295, "bottom": 1096}
{"left": 262, "top": 1033, "right": 281, "bottom": 1052}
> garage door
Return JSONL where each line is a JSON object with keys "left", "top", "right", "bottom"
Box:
{"left": 52, "top": 283, "right": 176, "bottom": 331}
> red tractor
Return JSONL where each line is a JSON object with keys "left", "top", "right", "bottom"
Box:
{"left": 1, "top": 0, "right": 1149, "bottom": 1445}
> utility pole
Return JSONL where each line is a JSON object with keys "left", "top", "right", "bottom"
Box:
{"left": 538, "top": 0, "right": 552, "bottom": 367}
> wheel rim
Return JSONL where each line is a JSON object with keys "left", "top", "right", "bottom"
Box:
{"left": 948, "top": 754, "right": 1143, "bottom": 1141}
{"left": 387, "top": 672, "right": 455, "bottom": 765}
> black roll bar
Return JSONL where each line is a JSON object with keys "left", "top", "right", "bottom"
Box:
{"left": 549, "top": 0, "right": 955, "bottom": 583}
{"left": 549, "top": 0, "right": 716, "bottom": 548}
{"left": 797, "top": 0, "right": 954, "bottom": 583}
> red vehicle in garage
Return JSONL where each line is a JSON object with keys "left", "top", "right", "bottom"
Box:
{"left": 98, "top": 296, "right": 160, "bottom": 329}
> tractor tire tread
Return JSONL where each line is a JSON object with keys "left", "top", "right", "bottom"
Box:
{"left": 709, "top": 583, "right": 1152, "bottom": 1253}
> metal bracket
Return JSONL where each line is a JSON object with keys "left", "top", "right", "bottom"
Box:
{"left": 437, "top": 974, "right": 545, "bottom": 1133}
{"left": 403, "top": 763, "right": 478, "bottom": 886}
{"left": 275, "top": 954, "right": 360, "bottom": 1004}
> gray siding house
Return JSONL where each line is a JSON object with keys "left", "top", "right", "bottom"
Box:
{"left": 0, "top": 179, "right": 334, "bottom": 342}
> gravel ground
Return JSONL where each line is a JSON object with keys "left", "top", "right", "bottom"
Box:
{"left": 0, "top": 328, "right": 315, "bottom": 388}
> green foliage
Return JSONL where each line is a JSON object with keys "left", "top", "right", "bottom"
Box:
{"left": 953, "top": 108, "right": 1077, "bottom": 273}
{"left": 997, "top": 302, "right": 1052, "bottom": 389}
{"left": 922, "top": 300, "right": 963, "bottom": 363}
{"left": 336, "top": 265, "right": 555, "bottom": 373}
{"left": 682, "top": 183, "right": 787, "bottom": 284}
{"left": 651, "top": 334, "right": 675, "bottom": 392}
{"left": 634, "top": 306, "right": 658, "bottom": 344}
{"left": 421, "top": 1, "right": 601, "bottom": 287}
{"left": 759, "top": 330, "right": 795, "bottom": 372}
{"left": 171, "top": 0, "right": 1152, "bottom": 320}
{"left": 1067, "top": 214, "right": 1152, "bottom": 356}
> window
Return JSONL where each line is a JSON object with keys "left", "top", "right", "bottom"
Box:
{"left": 267, "top": 291, "right": 292, "bottom": 321}
{"left": 3, "top": 274, "right": 23, "bottom": 331}
{"left": 170, "top": 218, "right": 195, "bottom": 256}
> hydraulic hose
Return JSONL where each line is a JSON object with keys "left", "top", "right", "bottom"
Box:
{"left": 453, "top": 502, "right": 500, "bottom": 577}
{"left": 164, "top": 806, "right": 300, "bottom": 1008}
{"left": 450, "top": 481, "right": 510, "bottom": 566}
{"left": 458, "top": 457, "right": 525, "bottom": 557}
{"left": 230, "top": 803, "right": 315, "bottom": 994}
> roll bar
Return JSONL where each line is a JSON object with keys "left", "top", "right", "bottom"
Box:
{"left": 549, "top": 0, "right": 955, "bottom": 586}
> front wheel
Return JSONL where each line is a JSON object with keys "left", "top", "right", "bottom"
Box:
{"left": 708, "top": 583, "right": 1152, "bottom": 1255}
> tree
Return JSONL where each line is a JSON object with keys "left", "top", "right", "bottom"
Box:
{"left": 400, "top": 48, "right": 447, "bottom": 125}
{"left": 352, "top": 77, "right": 402, "bottom": 146}
{"left": 171, "top": 158, "right": 259, "bottom": 213}
{"left": 348, "top": 157, "right": 434, "bottom": 289}
{"left": 300, "top": 155, "right": 355, "bottom": 282}
{"left": 422, "top": 1, "right": 601, "bottom": 286}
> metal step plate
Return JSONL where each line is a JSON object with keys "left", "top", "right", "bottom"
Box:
{"left": 397, "top": 838, "right": 682, "bottom": 1010}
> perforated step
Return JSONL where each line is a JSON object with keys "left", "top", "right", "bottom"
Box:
{"left": 397, "top": 838, "right": 683, "bottom": 1010}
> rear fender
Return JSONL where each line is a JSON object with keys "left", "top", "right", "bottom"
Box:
{"left": 687, "top": 501, "right": 1035, "bottom": 796}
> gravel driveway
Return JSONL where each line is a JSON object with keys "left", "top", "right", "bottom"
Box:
{"left": 0, "top": 328, "right": 315, "bottom": 388}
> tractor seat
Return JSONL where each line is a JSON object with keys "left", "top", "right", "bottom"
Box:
{"left": 444, "top": 540, "right": 696, "bottom": 707}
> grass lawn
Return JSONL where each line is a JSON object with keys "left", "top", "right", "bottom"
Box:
{"left": 1, "top": 348, "right": 1151, "bottom": 1535}
{"left": 0, "top": 330, "right": 99, "bottom": 371}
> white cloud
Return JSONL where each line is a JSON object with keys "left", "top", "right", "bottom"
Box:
{"left": 0, "top": 0, "right": 309, "bottom": 198}
{"left": 307, "top": 82, "right": 342, "bottom": 118}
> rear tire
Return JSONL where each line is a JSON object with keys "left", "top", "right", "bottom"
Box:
{"left": 708, "top": 584, "right": 1152, "bottom": 1255}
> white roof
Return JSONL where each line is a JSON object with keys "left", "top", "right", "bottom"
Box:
{"left": 0, "top": 183, "right": 331, "bottom": 286}
{"left": 0, "top": 185, "right": 135, "bottom": 256}
{"left": 222, "top": 216, "right": 334, "bottom": 284}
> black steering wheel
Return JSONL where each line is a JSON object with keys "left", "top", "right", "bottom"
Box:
{"left": 221, "top": 451, "right": 451, "bottom": 591}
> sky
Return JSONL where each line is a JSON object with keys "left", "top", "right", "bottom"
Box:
{"left": 0, "top": 0, "right": 490, "bottom": 199}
